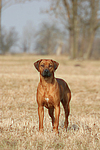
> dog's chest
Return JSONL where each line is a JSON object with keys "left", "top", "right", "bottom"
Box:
{"left": 43, "top": 87, "right": 52, "bottom": 101}
{"left": 45, "top": 97, "right": 49, "bottom": 101}
{"left": 38, "top": 81, "right": 60, "bottom": 107}
{"left": 43, "top": 97, "right": 54, "bottom": 108}
{"left": 42, "top": 86, "right": 56, "bottom": 107}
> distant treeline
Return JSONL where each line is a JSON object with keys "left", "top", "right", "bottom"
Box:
{"left": 0, "top": 0, "right": 100, "bottom": 59}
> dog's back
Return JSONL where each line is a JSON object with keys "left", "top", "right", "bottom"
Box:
{"left": 56, "top": 78, "right": 71, "bottom": 102}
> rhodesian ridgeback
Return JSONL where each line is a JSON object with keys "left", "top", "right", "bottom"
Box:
{"left": 34, "top": 59, "right": 71, "bottom": 134}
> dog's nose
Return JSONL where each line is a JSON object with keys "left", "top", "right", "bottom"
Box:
{"left": 44, "top": 69, "right": 49, "bottom": 73}
{"left": 42, "top": 69, "right": 51, "bottom": 77}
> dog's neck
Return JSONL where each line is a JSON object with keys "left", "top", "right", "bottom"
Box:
{"left": 40, "top": 74, "right": 55, "bottom": 85}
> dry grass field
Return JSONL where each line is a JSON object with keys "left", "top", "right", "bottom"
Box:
{"left": 0, "top": 54, "right": 100, "bottom": 150}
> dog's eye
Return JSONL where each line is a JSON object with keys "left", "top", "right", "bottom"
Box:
{"left": 49, "top": 65, "right": 53, "bottom": 68}
{"left": 41, "top": 64, "right": 44, "bottom": 67}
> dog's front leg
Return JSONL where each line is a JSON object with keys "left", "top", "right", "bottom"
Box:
{"left": 38, "top": 105, "right": 44, "bottom": 133}
{"left": 53, "top": 105, "right": 60, "bottom": 134}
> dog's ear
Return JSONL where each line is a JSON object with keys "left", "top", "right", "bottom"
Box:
{"left": 52, "top": 60, "right": 59, "bottom": 71}
{"left": 34, "top": 59, "right": 42, "bottom": 71}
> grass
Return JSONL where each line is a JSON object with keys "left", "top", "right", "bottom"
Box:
{"left": 0, "top": 54, "right": 100, "bottom": 150}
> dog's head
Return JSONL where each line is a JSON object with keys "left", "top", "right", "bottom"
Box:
{"left": 34, "top": 59, "right": 59, "bottom": 78}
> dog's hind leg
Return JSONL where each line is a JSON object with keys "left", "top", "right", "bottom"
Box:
{"left": 48, "top": 107, "right": 55, "bottom": 127}
{"left": 61, "top": 93, "right": 71, "bottom": 131}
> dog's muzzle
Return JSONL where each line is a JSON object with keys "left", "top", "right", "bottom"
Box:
{"left": 42, "top": 69, "right": 51, "bottom": 77}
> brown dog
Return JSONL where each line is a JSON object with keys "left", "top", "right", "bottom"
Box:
{"left": 34, "top": 59, "right": 71, "bottom": 134}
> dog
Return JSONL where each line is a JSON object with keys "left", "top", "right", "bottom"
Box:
{"left": 34, "top": 59, "right": 71, "bottom": 134}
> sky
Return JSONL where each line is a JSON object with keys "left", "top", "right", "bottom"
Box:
{"left": 2, "top": 1, "right": 52, "bottom": 35}
{"left": 1, "top": 0, "right": 56, "bottom": 52}
{"left": 2, "top": 0, "right": 64, "bottom": 52}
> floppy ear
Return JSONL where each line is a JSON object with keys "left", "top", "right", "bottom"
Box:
{"left": 34, "top": 59, "right": 42, "bottom": 71}
{"left": 52, "top": 60, "right": 59, "bottom": 71}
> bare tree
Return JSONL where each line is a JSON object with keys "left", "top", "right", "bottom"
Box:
{"left": 35, "top": 22, "right": 66, "bottom": 55}
{"left": 44, "top": 0, "right": 100, "bottom": 59}
{"left": 85, "top": 0, "right": 100, "bottom": 59}
{"left": 20, "top": 22, "right": 35, "bottom": 53}
{"left": 1, "top": 27, "right": 18, "bottom": 53}
{"left": 0, "top": 0, "right": 34, "bottom": 53}
{"left": 46, "top": 0, "right": 79, "bottom": 58}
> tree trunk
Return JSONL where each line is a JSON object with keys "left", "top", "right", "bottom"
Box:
{"left": 56, "top": 42, "right": 62, "bottom": 56}
{"left": 62, "top": 0, "right": 79, "bottom": 59}
{"left": 80, "top": 25, "right": 86, "bottom": 57}
{"left": 72, "top": 0, "right": 78, "bottom": 59}
{"left": 85, "top": 0, "right": 96, "bottom": 59}
{"left": 85, "top": 31, "right": 95, "bottom": 59}
{"left": 69, "top": 30, "right": 74, "bottom": 58}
